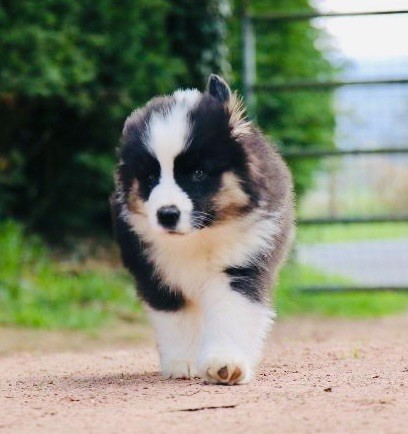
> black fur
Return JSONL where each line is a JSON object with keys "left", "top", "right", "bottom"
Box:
{"left": 118, "top": 97, "right": 175, "bottom": 201}
{"left": 111, "top": 82, "right": 292, "bottom": 312}
{"left": 173, "top": 95, "right": 258, "bottom": 228}
{"left": 207, "top": 74, "right": 231, "bottom": 103}
{"left": 225, "top": 264, "right": 263, "bottom": 302}
{"left": 118, "top": 93, "right": 258, "bottom": 231}
{"left": 111, "top": 201, "right": 186, "bottom": 311}
{"left": 119, "top": 150, "right": 161, "bottom": 201}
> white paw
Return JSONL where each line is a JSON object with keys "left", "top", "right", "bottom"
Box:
{"left": 161, "top": 360, "right": 199, "bottom": 380}
{"left": 199, "top": 355, "right": 251, "bottom": 385}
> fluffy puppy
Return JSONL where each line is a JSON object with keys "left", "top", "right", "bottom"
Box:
{"left": 111, "top": 75, "right": 294, "bottom": 385}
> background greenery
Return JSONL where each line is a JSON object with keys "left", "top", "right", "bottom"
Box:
{"left": 2, "top": 1, "right": 399, "bottom": 330}
{"left": 229, "top": 0, "right": 336, "bottom": 196}
{"left": 1, "top": 221, "right": 407, "bottom": 329}
{"left": 0, "top": 0, "right": 230, "bottom": 235}
{"left": 0, "top": 0, "right": 334, "bottom": 236}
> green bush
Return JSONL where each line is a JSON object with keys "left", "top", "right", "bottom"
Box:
{"left": 0, "top": 0, "right": 335, "bottom": 236}
{"left": 167, "top": 0, "right": 231, "bottom": 86}
{"left": 0, "top": 0, "right": 228, "bottom": 236}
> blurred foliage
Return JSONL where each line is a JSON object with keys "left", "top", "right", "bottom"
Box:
{"left": 0, "top": 0, "right": 227, "bottom": 236}
{"left": 0, "top": 0, "right": 185, "bottom": 108}
{"left": 229, "top": 0, "right": 336, "bottom": 196}
{"left": 167, "top": 0, "right": 231, "bottom": 86}
{"left": 276, "top": 263, "right": 408, "bottom": 318}
{"left": 0, "top": 0, "right": 335, "bottom": 237}
{"left": 0, "top": 220, "right": 139, "bottom": 328}
{"left": 298, "top": 222, "right": 408, "bottom": 244}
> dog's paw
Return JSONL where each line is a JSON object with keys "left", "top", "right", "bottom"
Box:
{"left": 162, "top": 360, "right": 199, "bottom": 380}
{"left": 200, "top": 356, "right": 250, "bottom": 385}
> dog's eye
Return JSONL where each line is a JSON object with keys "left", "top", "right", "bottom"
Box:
{"left": 192, "top": 169, "right": 207, "bottom": 182}
{"left": 147, "top": 173, "right": 157, "bottom": 185}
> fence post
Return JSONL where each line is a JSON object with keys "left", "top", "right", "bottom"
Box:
{"left": 242, "top": 0, "right": 256, "bottom": 117}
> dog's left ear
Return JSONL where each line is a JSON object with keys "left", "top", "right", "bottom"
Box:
{"left": 206, "top": 74, "right": 231, "bottom": 104}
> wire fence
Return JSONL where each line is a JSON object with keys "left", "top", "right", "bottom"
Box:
{"left": 292, "top": 152, "right": 408, "bottom": 293}
{"left": 241, "top": 3, "right": 408, "bottom": 293}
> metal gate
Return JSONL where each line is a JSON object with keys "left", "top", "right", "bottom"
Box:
{"left": 241, "top": 3, "right": 408, "bottom": 292}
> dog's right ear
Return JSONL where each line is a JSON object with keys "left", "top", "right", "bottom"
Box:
{"left": 206, "top": 74, "right": 231, "bottom": 104}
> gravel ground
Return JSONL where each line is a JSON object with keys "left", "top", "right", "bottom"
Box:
{"left": 1, "top": 315, "right": 408, "bottom": 434}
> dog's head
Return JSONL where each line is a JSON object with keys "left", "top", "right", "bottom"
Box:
{"left": 115, "top": 75, "right": 258, "bottom": 236}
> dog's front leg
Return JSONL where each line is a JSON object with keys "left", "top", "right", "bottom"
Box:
{"left": 198, "top": 280, "right": 273, "bottom": 385}
{"left": 148, "top": 306, "right": 202, "bottom": 379}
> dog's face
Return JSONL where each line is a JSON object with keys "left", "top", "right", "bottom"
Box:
{"left": 116, "top": 75, "right": 256, "bottom": 236}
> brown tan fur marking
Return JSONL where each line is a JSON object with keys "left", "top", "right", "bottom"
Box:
{"left": 127, "top": 179, "right": 146, "bottom": 216}
{"left": 227, "top": 92, "right": 252, "bottom": 139}
{"left": 213, "top": 172, "right": 250, "bottom": 220}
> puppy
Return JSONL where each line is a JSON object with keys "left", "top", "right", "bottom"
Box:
{"left": 111, "top": 75, "right": 294, "bottom": 385}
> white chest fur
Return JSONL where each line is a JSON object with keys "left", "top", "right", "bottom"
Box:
{"left": 139, "top": 211, "right": 281, "bottom": 300}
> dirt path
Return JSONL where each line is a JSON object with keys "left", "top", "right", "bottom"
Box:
{"left": 1, "top": 315, "right": 408, "bottom": 434}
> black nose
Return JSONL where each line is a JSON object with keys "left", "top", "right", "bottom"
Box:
{"left": 157, "top": 205, "right": 180, "bottom": 229}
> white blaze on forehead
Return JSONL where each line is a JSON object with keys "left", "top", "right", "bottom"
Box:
{"left": 146, "top": 89, "right": 201, "bottom": 167}
{"left": 144, "top": 89, "right": 202, "bottom": 233}
{"left": 173, "top": 88, "right": 202, "bottom": 106}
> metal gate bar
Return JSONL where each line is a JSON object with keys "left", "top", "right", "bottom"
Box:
{"left": 242, "top": 2, "right": 408, "bottom": 293}
{"left": 249, "top": 9, "right": 408, "bottom": 23}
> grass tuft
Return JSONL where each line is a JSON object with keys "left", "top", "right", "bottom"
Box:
{"left": 298, "top": 222, "right": 408, "bottom": 244}
{"left": 0, "top": 221, "right": 140, "bottom": 329}
{"left": 275, "top": 264, "right": 408, "bottom": 317}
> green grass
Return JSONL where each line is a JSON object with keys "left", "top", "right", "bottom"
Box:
{"left": 1, "top": 220, "right": 408, "bottom": 330}
{"left": 298, "top": 222, "right": 408, "bottom": 244}
{"left": 275, "top": 263, "right": 408, "bottom": 317}
{"left": 0, "top": 221, "right": 139, "bottom": 329}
